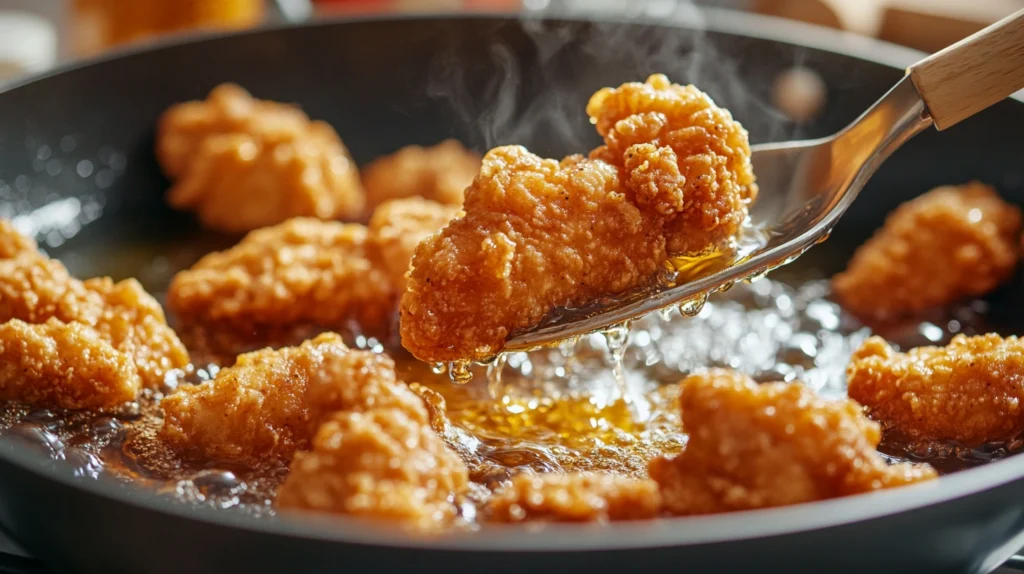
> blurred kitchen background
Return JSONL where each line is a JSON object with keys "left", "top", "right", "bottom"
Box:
{"left": 0, "top": 0, "right": 1022, "bottom": 85}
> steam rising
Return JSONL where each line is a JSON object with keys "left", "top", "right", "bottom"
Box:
{"left": 426, "top": 2, "right": 803, "bottom": 157}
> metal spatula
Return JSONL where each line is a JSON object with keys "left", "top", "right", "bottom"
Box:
{"left": 505, "top": 8, "right": 1024, "bottom": 352}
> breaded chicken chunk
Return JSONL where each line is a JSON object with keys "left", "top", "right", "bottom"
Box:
{"left": 833, "top": 182, "right": 1020, "bottom": 321}
{"left": 486, "top": 472, "right": 661, "bottom": 523}
{"left": 366, "top": 198, "right": 461, "bottom": 291}
{"left": 0, "top": 318, "right": 141, "bottom": 410}
{"left": 167, "top": 218, "right": 393, "bottom": 353}
{"left": 587, "top": 74, "right": 758, "bottom": 255}
{"left": 277, "top": 408, "right": 469, "bottom": 531}
{"left": 0, "top": 222, "right": 188, "bottom": 392}
{"left": 649, "top": 369, "right": 935, "bottom": 516}
{"left": 362, "top": 139, "right": 481, "bottom": 210}
{"left": 848, "top": 334, "right": 1024, "bottom": 446}
{"left": 401, "top": 76, "right": 757, "bottom": 362}
{"left": 401, "top": 147, "right": 666, "bottom": 362}
{"left": 160, "top": 333, "right": 425, "bottom": 466}
{"left": 158, "top": 84, "right": 364, "bottom": 233}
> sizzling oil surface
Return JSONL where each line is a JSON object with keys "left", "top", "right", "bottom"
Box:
{"left": 0, "top": 247, "right": 1004, "bottom": 518}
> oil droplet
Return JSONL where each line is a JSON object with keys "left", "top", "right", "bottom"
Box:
{"left": 747, "top": 268, "right": 770, "bottom": 283}
{"left": 486, "top": 354, "right": 509, "bottom": 400}
{"left": 678, "top": 293, "right": 708, "bottom": 317}
{"left": 599, "top": 322, "right": 647, "bottom": 416}
{"left": 449, "top": 360, "right": 473, "bottom": 384}
{"left": 719, "top": 281, "right": 736, "bottom": 293}
{"left": 815, "top": 229, "right": 832, "bottom": 244}
{"left": 431, "top": 362, "right": 446, "bottom": 375}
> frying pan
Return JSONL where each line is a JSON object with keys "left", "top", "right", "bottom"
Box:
{"left": 1, "top": 7, "right": 1024, "bottom": 574}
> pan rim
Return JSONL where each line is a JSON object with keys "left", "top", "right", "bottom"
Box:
{"left": 1, "top": 8, "right": 1024, "bottom": 552}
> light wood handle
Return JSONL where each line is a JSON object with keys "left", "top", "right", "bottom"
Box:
{"left": 908, "top": 8, "right": 1024, "bottom": 130}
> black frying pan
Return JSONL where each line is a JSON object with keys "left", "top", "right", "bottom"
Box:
{"left": 2, "top": 8, "right": 1024, "bottom": 574}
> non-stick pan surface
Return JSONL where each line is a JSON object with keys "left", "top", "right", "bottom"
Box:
{"left": 1, "top": 9, "right": 1024, "bottom": 574}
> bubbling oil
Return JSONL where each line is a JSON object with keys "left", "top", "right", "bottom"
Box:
{"left": 0, "top": 277, "right": 1002, "bottom": 517}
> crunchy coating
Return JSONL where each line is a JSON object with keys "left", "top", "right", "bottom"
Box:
{"left": 159, "top": 333, "right": 426, "bottom": 466}
{"left": 847, "top": 334, "right": 1024, "bottom": 446}
{"left": 0, "top": 318, "right": 141, "bottom": 410}
{"left": 649, "top": 369, "right": 935, "bottom": 516}
{"left": 486, "top": 472, "right": 661, "bottom": 523}
{"left": 157, "top": 83, "right": 308, "bottom": 179}
{"left": 0, "top": 224, "right": 188, "bottom": 390}
{"left": 400, "top": 146, "right": 665, "bottom": 361}
{"left": 159, "top": 84, "right": 364, "bottom": 232}
{"left": 833, "top": 182, "right": 1020, "bottom": 320}
{"left": 401, "top": 76, "right": 757, "bottom": 361}
{"left": 0, "top": 220, "right": 35, "bottom": 259}
{"left": 362, "top": 140, "right": 481, "bottom": 210}
{"left": 167, "top": 218, "right": 394, "bottom": 354}
{"left": 587, "top": 74, "right": 758, "bottom": 255}
{"left": 366, "top": 198, "right": 461, "bottom": 291}
{"left": 277, "top": 408, "right": 469, "bottom": 531}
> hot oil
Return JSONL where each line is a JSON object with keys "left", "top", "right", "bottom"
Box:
{"left": 0, "top": 232, "right": 1014, "bottom": 518}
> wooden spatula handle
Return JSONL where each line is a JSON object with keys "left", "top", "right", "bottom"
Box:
{"left": 908, "top": 8, "right": 1024, "bottom": 130}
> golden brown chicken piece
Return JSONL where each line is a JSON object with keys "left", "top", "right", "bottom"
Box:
{"left": 847, "top": 334, "right": 1024, "bottom": 446}
{"left": 0, "top": 223, "right": 189, "bottom": 391}
{"left": 400, "top": 147, "right": 666, "bottom": 362}
{"left": 366, "top": 198, "right": 461, "bottom": 291}
{"left": 158, "top": 83, "right": 364, "bottom": 233}
{"left": 401, "top": 76, "right": 757, "bottom": 362}
{"left": 833, "top": 182, "right": 1020, "bottom": 321}
{"left": 160, "top": 333, "right": 426, "bottom": 467}
{"left": 587, "top": 74, "right": 758, "bottom": 255}
{"left": 0, "top": 318, "right": 141, "bottom": 410}
{"left": 277, "top": 408, "right": 469, "bottom": 531}
{"left": 486, "top": 472, "right": 661, "bottom": 523}
{"left": 362, "top": 140, "right": 481, "bottom": 210}
{"left": 649, "top": 369, "right": 935, "bottom": 516}
{"left": 167, "top": 218, "right": 393, "bottom": 355}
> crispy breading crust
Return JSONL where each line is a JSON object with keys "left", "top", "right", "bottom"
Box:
{"left": 400, "top": 147, "right": 665, "bottom": 361}
{"left": 587, "top": 74, "right": 758, "bottom": 255}
{"left": 0, "top": 318, "right": 141, "bottom": 410}
{"left": 366, "top": 198, "right": 461, "bottom": 292}
{"left": 277, "top": 408, "right": 469, "bottom": 531}
{"left": 362, "top": 140, "right": 481, "bottom": 210}
{"left": 0, "top": 222, "right": 188, "bottom": 392}
{"left": 159, "top": 333, "right": 426, "bottom": 467}
{"left": 401, "top": 75, "right": 757, "bottom": 361}
{"left": 833, "top": 182, "right": 1020, "bottom": 320}
{"left": 158, "top": 84, "right": 364, "bottom": 232}
{"left": 847, "top": 334, "right": 1024, "bottom": 446}
{"left": 649, "top": 369, "right": 935, "bottom": 516}
{"left": 486, "top": 472, "right": 661, "bottom": 523}
{"left": 167, "top": 218, "right": 393, "bottom": 345}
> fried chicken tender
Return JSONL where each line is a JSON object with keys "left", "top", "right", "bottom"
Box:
{"left": 160, "top": 333, "right": 426, "bottom": 466}
{"left": 833, "top": 182, "right": 1020, "bottom": 321}
{"left": 158, "top": 83, "right": 364, "bottom": 232}
{"left": 362, "top": 140, "right": 481, "bottom": 210}
{"left": 0, "top": 222, "right": 188, "bottom": 392}
{"left": 587, "top": 74, "right": 758, "bottom": 255}
{"left": 847, "top": 334, "right": 1024, "bottom": 446}
{"left": 0, "top": 318, "right": 141, "bottom": 410}
{"left": 366, "top": 198, "right": 461, "bottom": 291}
{"left": 167, "top": 218, "right": 393, "bottom": 352}
{"left": 401, "top": 76, "right": 757, "bottom": 361}
{"left": 486, "top": 472, "right": 661, "bottom": 523}
{"left": 401, "top": 147, "right": 666, "bottom": 361}
{"left": 277, "top": 408, "right": 469, "bottom": 531}
{"left": 649, "top": 369, "right": 935, "bottom": 516}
